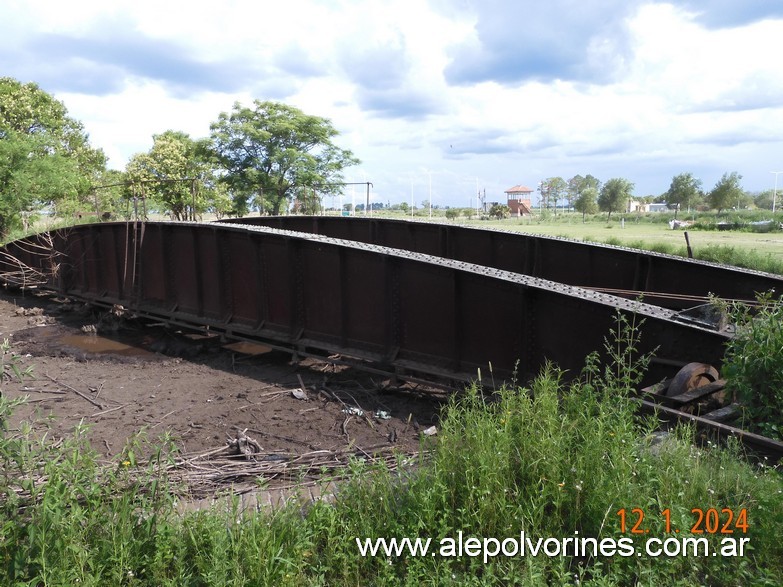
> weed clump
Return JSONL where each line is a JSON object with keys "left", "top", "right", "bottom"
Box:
{"left": 305, "top": 314, "right": 783, "bottom": 585}
{"left": 0, "top": 338, "right": 32, "bottom": 383}
{"left": 722, "top": 292, "right": 783, "bottom": 439}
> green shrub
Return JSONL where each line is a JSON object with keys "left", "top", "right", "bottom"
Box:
{"left": 0, "top": 338, "right": 33, "bottom": 382}
{"left": 722, "top": 293, "right": 783, "bottom": 439}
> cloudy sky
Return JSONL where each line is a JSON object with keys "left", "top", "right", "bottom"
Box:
{"left": 3, "top": 0, "right": 783, "bottom": 208}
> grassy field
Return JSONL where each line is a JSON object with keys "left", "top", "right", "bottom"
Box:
{"left": 17, "top": 210, "right": 783, "bottom": 264}
{"left": 489, "top": 216, "right": 783, "bottom": 260}
{"left": 371, "top": 208, "right": 783, "bottom": 274}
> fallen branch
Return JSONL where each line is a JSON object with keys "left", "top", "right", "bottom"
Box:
{"left": 45, "top": 374, "right": 105, "bottom": 409}
{"left": 91, "top": 404, "right": 128, "bottom": 417}
{"left": 19, "top": 387, "right": 67, "bottom": 395}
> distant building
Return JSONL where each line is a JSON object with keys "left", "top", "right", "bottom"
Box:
{"left": 629, "top": 201, "right": 670, "bottom": 213}
{"left": 504, "top": 185, "right": 534, "bottom": 216}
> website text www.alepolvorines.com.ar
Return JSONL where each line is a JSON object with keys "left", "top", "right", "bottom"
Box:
{"left": 356, "top": 531, "right": 750, "bottom": 565}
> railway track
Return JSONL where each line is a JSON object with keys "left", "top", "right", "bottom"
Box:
{"left": 1, "top": 217, "right": 782, "bottom": 461}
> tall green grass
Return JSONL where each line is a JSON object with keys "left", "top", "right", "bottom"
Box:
{"left": 722, "top": 293, "right": 783, "bottom": 440}
{"left": 599, "top": 237, "right": 783, "bottom": 275}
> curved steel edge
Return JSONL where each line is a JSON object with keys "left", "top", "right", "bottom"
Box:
{"left": 219, "top": 215, "right": 783, "bottom": 311}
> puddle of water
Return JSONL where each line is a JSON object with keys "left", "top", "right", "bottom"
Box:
{"left": 223, "top": 341, "right": 274, "bottom": 356}
{"left": 58, "top": 334, "right": 155, "bottom": 357}
{"left": 25, "top": 325, "right": 271, "bottom": 360}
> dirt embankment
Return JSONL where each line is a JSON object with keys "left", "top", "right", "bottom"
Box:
{"left": 0, "top": 290, "right": 441, "bottom": 491}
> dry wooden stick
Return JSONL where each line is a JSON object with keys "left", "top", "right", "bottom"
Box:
{"left": 20, "top": 387, "right": 67, "bottom": 395}
{"left": 45, "top": 374, "right": 105, "bottom": 409}
{"left": 91, "top": 404, "right": 128, "bottom": 417}
{"left": 150, "top": 407, "right": 189, "bottom": 428}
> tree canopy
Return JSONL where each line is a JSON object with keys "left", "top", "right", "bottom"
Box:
{"left": 754, "top": 189, "right": 775, "bottom": 210}
{"left": 707, "top": 172, "right": 744, "bottom": 213}
{"left": 567, "top": 174, "right": 601, "bottom": 210}
{"left": 598, "top": 178, "right": 634, "bottom": 220}
{"left": 206, "top": 101, "right": 359, "bottom": 216}
{"left": 666, "top": 172, "right": 703, "bottom": 215}
{"left": 0, "top": 77, "right": 105, "bottom": 237}
{"left": 488, "top": 203, "right": 510, "bottom": 219}
{"left": 574, "top": 187, "right": 599, "bottom": 221}
{"left": 124, "top": 130, "right": 215, "bottom": 221}
{"left": 538, "top": 177, "right": 567, "bottom": 212}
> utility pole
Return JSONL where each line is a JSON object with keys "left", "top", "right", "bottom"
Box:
{"left": 771, "top": 171, "right": 783, "bottom": 214}
{"left": 476, "top": 177, "right": 480, "bottom": 217}
{"left": 428, "top": 172, "right": 432, "bottom": 219}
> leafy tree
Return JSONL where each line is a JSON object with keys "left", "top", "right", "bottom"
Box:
{"left": 598, "top": 178, "right": 634, "bottom": 220}
{"left": 754, "top": 190, "right": 775, "bottom": 210}
{"left": 399, "top": 201, "right": 410, "bottom": 214}
{"left": 574, "top": 187, "right": 599, "bottom": 222}
{"left": 538, "top": 177, "right": 567, "bottom": 212}
{"left": 207, "top": 182, "right": 234, "bottom": 219}
{"left": 0, "top": 77, "right": 105, "bottom": 237}
{"left": 708, "top": 172, "right": 744, "bottom": 213}
{"left": 293, "top": 187, "right": 322, "bottom": 214}
{"left": 446, "top": 208, "right": 470, "bottom": 220}
{"left": 582, "top": 174, "right": 601, "bottom": 192}
{"left": 207, "top": 101, "right": 359, "bottom": 216}
{"left": 125, "top": 130, "right": 215, "bottom": 221}
{"left": 89, "top": 168, "right": 128, "bottom": 220}
{"left": 488, "top": 203, "right": 510, "bottom": 219}
{"left": 566, "top": 174, "right": 584, "bottom": 209}
{"left": 566, "top": 174, "right": 601, "bottom": 210}
{"left": 666, "top": 172, "right": 703, "bottom": 216}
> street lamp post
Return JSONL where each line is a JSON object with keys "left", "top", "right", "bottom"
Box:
{"left": 771, "top": 171, "right": 783, "bottom": 214}
{"left": 428, "top": 171, "right": 432, "bottom": 219}
{"left": 476, "top": 177, "right": 480, "bottom": 217}
{"left": 410, "top": 177, "right": 414, "bottom": 218}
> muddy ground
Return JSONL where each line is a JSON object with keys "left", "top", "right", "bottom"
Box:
{"left": 0, "top": 288, "right": 442, "bottom": 491}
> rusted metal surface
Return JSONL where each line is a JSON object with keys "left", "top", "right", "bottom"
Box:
{"left": 219, "top": 216, "right": 783, "bottom": 310}
{"left": 640, "top": 367, "right": 783, "bottom": 462}
{"left": 664, "top": 362, "right": 720, "bottom": 397}
{"left": 1, "top": 221, "right": 730, "bottom": 385}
